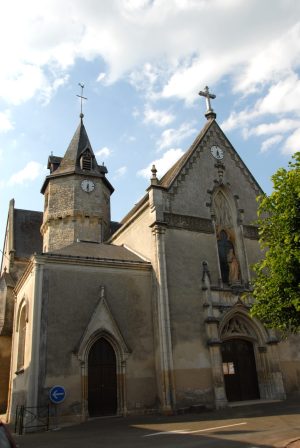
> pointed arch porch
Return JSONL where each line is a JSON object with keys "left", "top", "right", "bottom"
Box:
{"left": 77, "top": 329, "right": 129, "bottom": 418}
{"left": 207, "top": 304, "right": 286, "bottom": 407}
{"left": 75, "top": 294, "right": 131, "bottom": 419}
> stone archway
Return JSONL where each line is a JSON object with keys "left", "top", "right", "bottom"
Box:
{"left": 78, "top": 329, "right": 129, "bottom": 419}
{"left": 218, "top": 309, "right": 286, "bottom": 403}
{"left": 75, "top": 295, "right": 131, "bottom": 419}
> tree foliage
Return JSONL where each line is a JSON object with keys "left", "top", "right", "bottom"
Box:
{"left": 250, "top": 152, "right": 300, "bottom": 334}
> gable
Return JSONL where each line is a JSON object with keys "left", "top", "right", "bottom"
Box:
{"left": 75, "top": 290, "right": 130, "bottom": 361}
{"left": 160, "top": 120, "right": 263, "bottom": 226}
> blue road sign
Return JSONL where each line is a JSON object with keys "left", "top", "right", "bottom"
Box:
{"left": 49, "top": 385, "right": 66, "bottom": 404}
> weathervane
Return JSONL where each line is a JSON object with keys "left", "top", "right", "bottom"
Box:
{"left": 199, "top": 86, "right": 216, "bottom": 120}
{"left": 77, "top": 83, "right": 88, "bottom": 119}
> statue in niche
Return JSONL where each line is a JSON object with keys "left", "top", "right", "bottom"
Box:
{"left": 227, "top": 248, "right": 240, "bottom": 284}
{"left": 217, "top": 230, "right": 240, "bottom": 284}
{"left": 214, "top": 191, "right": 232, "bottom": 228}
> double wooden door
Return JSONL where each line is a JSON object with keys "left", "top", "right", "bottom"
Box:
{"left": 221, "top": 339, "right": 260, "bottom": 402}
{"left": 88, "top": 338, "right": 117, "bottom": 416}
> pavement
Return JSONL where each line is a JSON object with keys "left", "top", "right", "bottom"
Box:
{"left": 4, "top": 397, "right": 300, "bottom": 448}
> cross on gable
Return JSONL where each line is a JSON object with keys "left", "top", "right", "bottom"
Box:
{"left": 199, "top": 86, "right": 216, "bottom": 120}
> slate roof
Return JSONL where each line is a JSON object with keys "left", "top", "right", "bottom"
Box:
{"left": 54, "top": 120, "right": 96, "bottom": 175}
{"left": 14, "top": 209, "right": 43, "bottom": 258}
{"left": 47, "top": 241, "right": 149, "bottom": 263}
{"left": 110, "top": 221, "right": 122, "bottom": 236}
{"left": 41, "top": 119, "right": 114, "bottom": 194}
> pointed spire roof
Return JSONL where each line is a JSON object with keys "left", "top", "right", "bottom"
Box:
{"left": 54, "top": 119, "right": 96, "bottom": 175}
{"left": 41, "top": 118, "right": 114, "bottom": 194}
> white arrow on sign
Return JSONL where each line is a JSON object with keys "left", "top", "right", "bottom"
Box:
{"left": 52, "top": 390, "right": 65, "bottom": 400}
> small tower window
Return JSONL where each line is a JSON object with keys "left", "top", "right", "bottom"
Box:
{"left": 80, "top": 150, "right": 92, "bottom": 171}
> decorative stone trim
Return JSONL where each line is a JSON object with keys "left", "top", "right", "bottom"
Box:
{"left": 164, "top": 213, "right": 214, "bottom": 233}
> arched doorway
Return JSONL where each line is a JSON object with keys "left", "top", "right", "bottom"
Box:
{"left": 88, "top": 338, "right": 117, "bottom": 416}
{"left": 221, "top": 339, "right": 260, "bottom": 402}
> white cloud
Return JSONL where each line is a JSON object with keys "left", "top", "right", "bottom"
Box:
{"left": 157, "top": 122, "right": 197, "bottom": 150}
{"left": 260, "top": 135, "right": 283, "bottom": 153}
{"left": 245, "top": 119, "right": 300, "bottom": 139}
{"left": 137, "top": 148, "right": 184, "bottom": 179}
{"left": 0, "top": 110, "right": 14, "bottom": 133}
{"left": 1, "top": 0, "right": 300, "bottom": 108}
{"left": 97, "top": 72, "right": 106, "bottom": 82}
{"left": 143, "top": 105, "right": 175, "bottom": 127}
{"left": 222, "top": 75, "right": 300, "bottom": 132}
{"left": 95, "top": 146, "right": 112, "bottom": 158}
{"left": 114, "top": 166, "right": 127, "bottom": 178}
{"left": 8, "top": 161, "right": 46, "bottom": 186}
{"left": 39, "top": 75, "right": 70, "bottom": 105}
{"left": 128, "top": 63, "right": 169, "bottom": 100}
{"left": 257, "top": 75, "right": 300, "bottom": 116}
{"left": 234, "top": 23, "right": 300, "bottom": 95}
{"left": 283, "top": 128, "right": 300, "bottom": 155}
{"left": 161, "top": 55, "right": 236, "bottom": 104}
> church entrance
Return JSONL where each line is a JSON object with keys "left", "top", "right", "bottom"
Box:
{"left": 221, "top": 339, "right": 260, "bottom": 402}
{"left": 88, "top": 338, "right": 117, "bottom": 416}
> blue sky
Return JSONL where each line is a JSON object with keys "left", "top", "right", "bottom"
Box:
{"left": 1, "top": 0, "right": 300, "bottom": 246}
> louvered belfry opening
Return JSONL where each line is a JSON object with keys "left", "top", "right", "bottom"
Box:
{"left": 81, "top": 149, "right": 92, "bottom": 170}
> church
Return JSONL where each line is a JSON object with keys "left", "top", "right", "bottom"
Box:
{"left": 0, "top": 89, "right": 299, "bottom": 425}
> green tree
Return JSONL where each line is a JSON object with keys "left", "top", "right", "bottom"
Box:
{"left": 250, "top": 152, "right": 300, "bottom": 334}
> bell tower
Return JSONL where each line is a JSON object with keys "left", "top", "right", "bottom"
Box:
{"left": 40, "top": 115, "right": 114, "bottom": 252}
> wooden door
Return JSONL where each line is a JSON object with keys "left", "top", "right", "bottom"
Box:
{"left": 221, "top": 339, "right": 260, "bottom": 402}
{"left": 88, "top": 338, "right": 117, "bottom": 416}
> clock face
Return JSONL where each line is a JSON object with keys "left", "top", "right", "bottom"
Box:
{"left": 210, "top": 145, "right": 224, "bottom": 160}
{"left": 81, "top": 179, "right": 95, "bottom": 193}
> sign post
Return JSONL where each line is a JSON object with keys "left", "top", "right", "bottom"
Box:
{"left": 49, "top": 385, "right": 66, "bottom": 430}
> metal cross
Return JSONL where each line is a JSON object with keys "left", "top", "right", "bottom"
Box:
{"left": 77, "top": 83, "right": 88, "bottom": 118}
{"left": 199, "top": 86, "right": 216, "bottom": 114}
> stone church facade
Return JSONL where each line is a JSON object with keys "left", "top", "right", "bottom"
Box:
{"left": 0, "top": 100, "right": 299, "bottom": 424}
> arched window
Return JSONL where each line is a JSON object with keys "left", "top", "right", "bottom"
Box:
{"left": 213, "top": 190, "right": 232, "bottom": 229}
{"left": 17, "top": 306, "right": 27, "bottom": 371}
